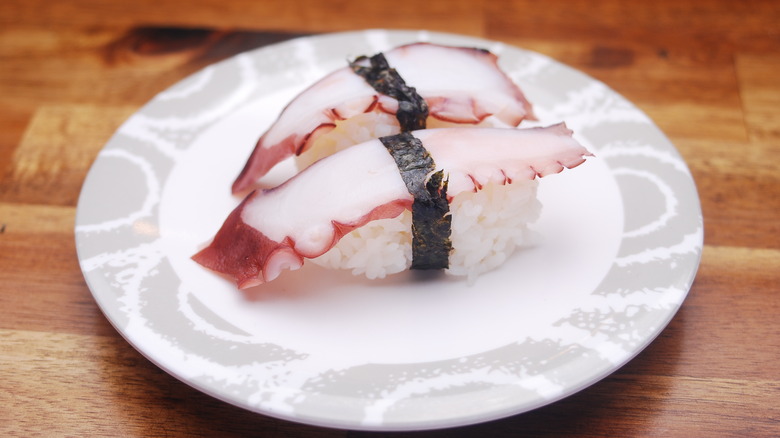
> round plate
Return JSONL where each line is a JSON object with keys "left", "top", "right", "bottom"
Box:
{"left": 75, "top": 30, "right": 703, "bottom": 431}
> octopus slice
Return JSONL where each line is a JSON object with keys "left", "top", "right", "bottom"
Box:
{"left": 231, "top": 42, "right": 535, "bottom": 194}
{"left": 194, "top": 124, "right": 591, "bottom": 288}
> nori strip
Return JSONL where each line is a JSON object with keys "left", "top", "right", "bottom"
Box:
{"left": 350, "top": 53, "right": 429, "bottom": 132}
{"left": 380, "top": 133, "right": 452, "bottom": 270}
{"left": 410, "top": 170, "right": 452, "bottom": 270}
{"left": 379, "top": 132, "right": 434, "bottom": 196}
{"left": 353, "top": 52, "right": 450, "bottom": 269}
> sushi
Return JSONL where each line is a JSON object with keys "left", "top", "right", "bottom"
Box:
{"left": 231, "top": 42, "right": 535, "bottom": 194}
{"left": 193, "top": 124, "right": 592, "bottom": 288}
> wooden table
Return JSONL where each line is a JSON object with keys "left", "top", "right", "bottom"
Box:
{"left": 2, "top": 1, "right": 778, "bottom": 436}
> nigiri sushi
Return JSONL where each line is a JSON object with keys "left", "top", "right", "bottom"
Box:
{"left": 194, "top": 124, "right": 591, "bottom": 288}
{"left": 231, "top": 42, "right": 535, "bottom": 193}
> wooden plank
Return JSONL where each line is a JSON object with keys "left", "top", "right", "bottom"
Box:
{"left": 676, "top": 138, "right": 780, "bottom": 249}
{"left": 0, "top": 105, "right": 135, "bottom": 206}
{"left": 674, "top": 246, "right": 780, "bottom": 379}
{"left": 484, "top": 0, "right": 780, "bottom": 49}
{"left": 1, "top": 0, "right": 485, "bottom": 35}
{"left": 737, "top": 53, "right": 780, "bottom": 142}
{"left": 0, "top": 202, "right": 75, "bottom": 234}
{"left": 0, "top": 203, "right": 108, "bottom": 336}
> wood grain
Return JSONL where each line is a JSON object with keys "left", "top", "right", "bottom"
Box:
{"left": 1, "top": 0, "right": 779, "bottom": 436}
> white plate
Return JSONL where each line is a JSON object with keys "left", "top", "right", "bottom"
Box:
{"left": 75, "top": 30, "right": 703, "bottom": 431}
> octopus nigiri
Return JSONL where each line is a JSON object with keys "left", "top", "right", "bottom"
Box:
{"left": 194, "top": 124, "right": 591, "bottom": 288}
{"left": 231, "top": 42, "right": 535, "bottom": 193}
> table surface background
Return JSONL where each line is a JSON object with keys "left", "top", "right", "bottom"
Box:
{"left": 2, "top": 1, "right": 779, "bottom": 436}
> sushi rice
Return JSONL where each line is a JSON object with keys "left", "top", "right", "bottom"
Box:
{"left": 300, "top": 111, "right": 541, "bottom": 282}
{"left": 311, "top": 180, "right": 541, "bottom": 282}
{"left": 311, "top": 174, "right": 541, "bottom": 282}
